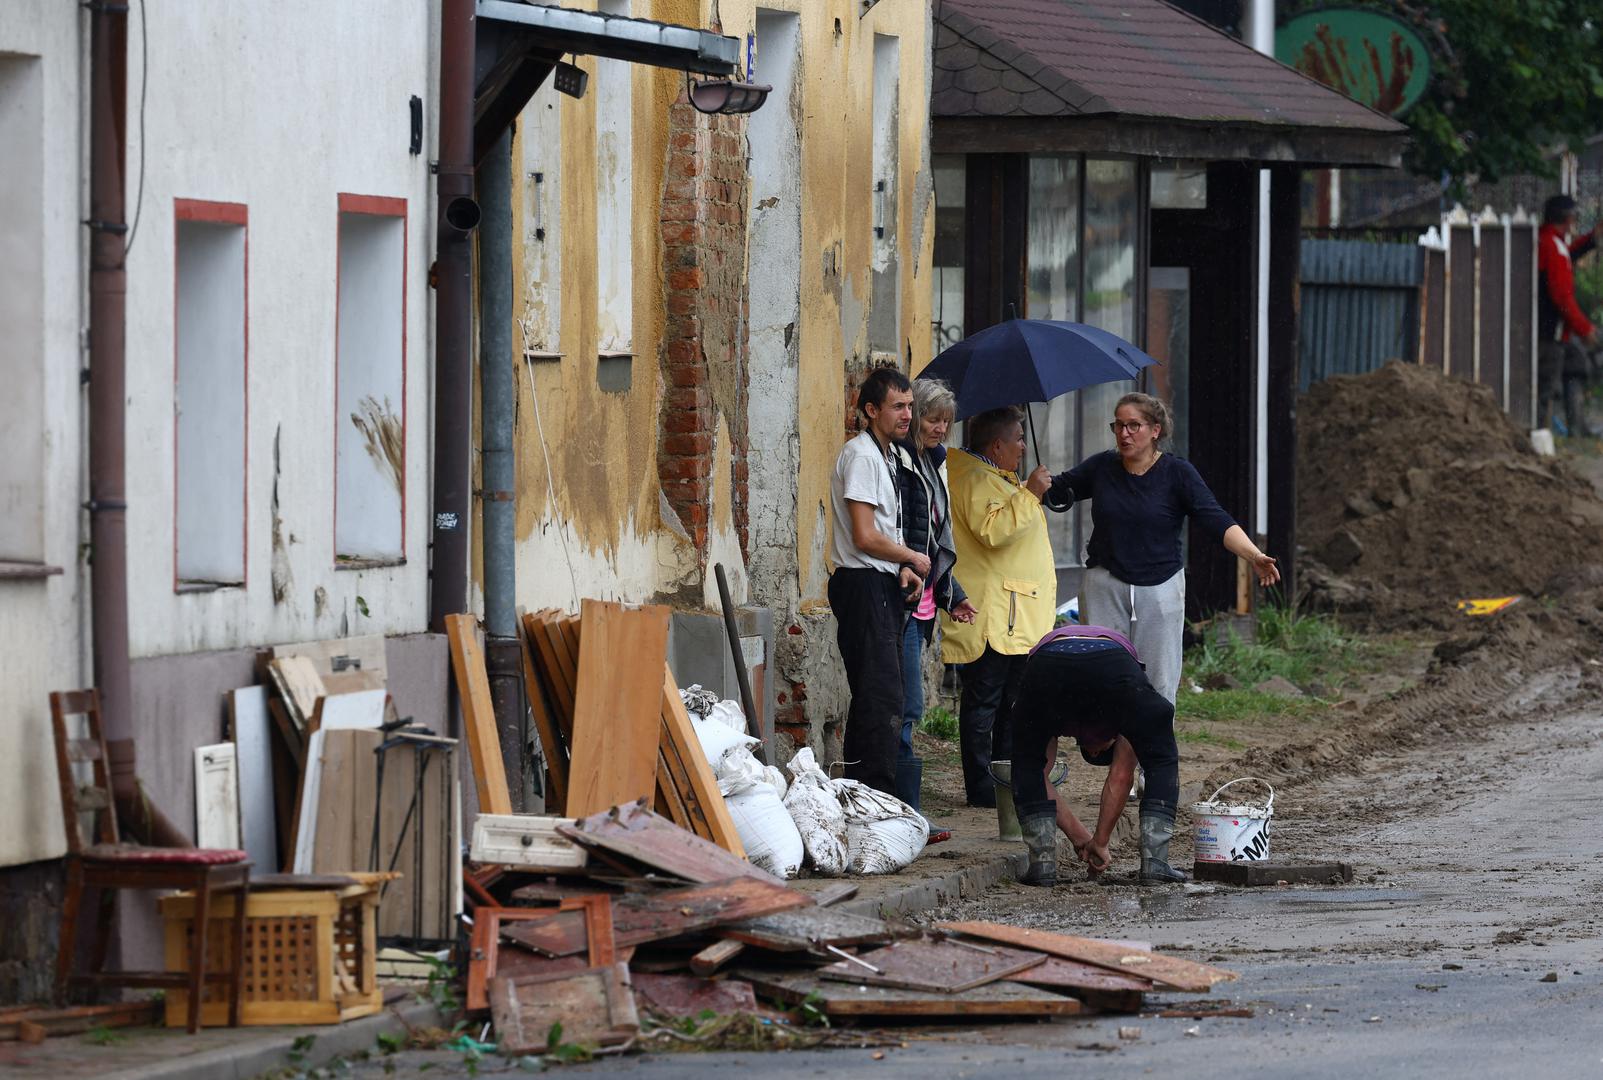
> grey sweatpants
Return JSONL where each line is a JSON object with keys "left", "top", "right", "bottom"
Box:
{"left": 1080, "top": 566, "right": 1186, "bottom": 704}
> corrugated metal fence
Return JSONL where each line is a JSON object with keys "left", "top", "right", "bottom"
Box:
{"left": 1299, "top": 238, "right": 1421, "bottom": 391}
{"left": 1301, "top": 208, "right": 1539, "bottom": 427}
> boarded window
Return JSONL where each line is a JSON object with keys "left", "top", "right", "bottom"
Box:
{"left": 334, "top": 196, "right": 407, "bottom": 563}
{"left": 0, "top": 56, "right": 45, "bottom": 563}
{"left": 174, "top": 201, "right": 248, "bottom": 587}
{"left": 868, "top": 33, "right": 901, "bottom": 356}
{"left": 595, "top": 0, "right": 633, "bottom": 355}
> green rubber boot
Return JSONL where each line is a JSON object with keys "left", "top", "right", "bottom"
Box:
{"left": 1019, "top": 815, "right": 1059, "bottom": 887}
{"left": 1138, "top": 811, "right": 1189, "bottom": 884}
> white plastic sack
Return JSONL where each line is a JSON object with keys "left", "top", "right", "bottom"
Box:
{"left": 833, "top": 778, "right": 928, "bottom": 874}
{"left": 690, "top": 714, "right": 758, "bottom": 769}
{"left": 782, "top": 748, "right": 848, "bottom": 876}
{"left": 707, "top": 699, "right": 748, "bottom": 733}
{"left": 716, "top": 746, "right": 803, "bottom": 879}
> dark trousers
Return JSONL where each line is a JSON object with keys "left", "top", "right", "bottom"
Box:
{"left": 1012, "top": 647, "right": 1180, "bottom": 823}
{"left": 828, "top": 567, "right": 904, "bottom": 796}
{"left": 958, "top": 646, "right": 1025, "bottom": 806}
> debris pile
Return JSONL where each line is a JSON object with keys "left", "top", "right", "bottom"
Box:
{"left": 1298, "top": 361, "right": 1603, "bottom": 623}
{"left": 463, "top": 799, "right": 1240, "bottom": 1056}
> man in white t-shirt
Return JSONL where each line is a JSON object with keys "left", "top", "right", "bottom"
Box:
{"left": 828, "top": 367, "right": 929, "bottom": 796}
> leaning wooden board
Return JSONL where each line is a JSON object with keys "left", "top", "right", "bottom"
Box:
{"left": 559, "top": 801, "right": 776, "bottom": 885}
{"left": 445, "top": 613, "right": 512, "bottom": 815}
{"left": 517, "top": 610, "right": 570, "bottom": 813}
{"left": 658, "top": 665, "right": 746, "bottom": 855}
{"left": 735, "top": 969, "right": 1082, "bottom": 1018}
{"left": 939, "top": 921, "right": 1237, "bottom": 992}
{"left": 565, "top": 600, "right": 672, "bottom": 817}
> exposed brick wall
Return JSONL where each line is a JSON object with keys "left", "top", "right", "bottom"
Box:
{"left": 658, "top": 94, "right": 751, "bottom": 558}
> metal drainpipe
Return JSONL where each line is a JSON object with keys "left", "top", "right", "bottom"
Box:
{"left": 87, "top": 0, "right": 187, "bottom": 846}
{"left": 429, "top": 0, "right": 479, "bottom": 632}
{"left": 477, "top": 130, "right": 529, "bottom": 809}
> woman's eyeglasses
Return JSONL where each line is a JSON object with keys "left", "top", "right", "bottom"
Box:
{"left": 1109, "top": 420, "right": 1148, "bottom": 435}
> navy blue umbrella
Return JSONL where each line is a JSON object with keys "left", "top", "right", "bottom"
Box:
{"left": 921, "top": 319, "right": 1159, "bottom": 420}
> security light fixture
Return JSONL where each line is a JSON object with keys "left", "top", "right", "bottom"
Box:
{"left": 687, "top": 76, "right": 771, "bottom": 115}
{"left": 553, "top": 60, "right": 588, "bottom": 99}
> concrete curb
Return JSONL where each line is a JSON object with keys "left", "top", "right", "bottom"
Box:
{"left": 110, "top": 999, "right": 445, "bottom": 1080}
{"left": 838, "top": 850, "right": 1029, "bottom": 919}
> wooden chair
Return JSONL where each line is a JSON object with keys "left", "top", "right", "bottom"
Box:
{"left": 50, "top": 689, "right": 252, "bottom": 1033}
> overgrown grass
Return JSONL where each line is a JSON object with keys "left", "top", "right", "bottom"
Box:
{"left": 1176, "top": 604, "right": 1394, "bottom": 725}
{"left": 919, "top": 705, "right": 959, "bottom": 740}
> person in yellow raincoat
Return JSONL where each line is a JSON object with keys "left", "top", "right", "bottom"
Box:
{"left": 940, "top": 406, "right": 1061, "bottom": 807}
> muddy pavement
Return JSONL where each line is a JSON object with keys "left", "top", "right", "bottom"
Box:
{"left": 309, "top": 680, "right": 1603, "bottom": 1078}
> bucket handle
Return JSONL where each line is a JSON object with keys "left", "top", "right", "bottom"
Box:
{"left": 1204, "top": 777, "right": 1274, "bottom": 812}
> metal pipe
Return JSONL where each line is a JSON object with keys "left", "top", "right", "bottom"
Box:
{"left": 478, "top": 128, "right": 528, "bottom": 808}
{"left": 713, "top": 564, "right": 763, "bottom": 755}
{"left": 87, "top": 0, "right": 187, "bottom": 847}
{"left": 428, "top": 0, "right": 479, "bottom": 632}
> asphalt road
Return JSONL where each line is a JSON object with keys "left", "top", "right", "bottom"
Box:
{"left": 314, "top": 698, "right": 1603, "bottom": 1079}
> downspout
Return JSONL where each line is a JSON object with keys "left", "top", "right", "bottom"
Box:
{"left": 429, "top": 0, "right": 479, "bottom": 631}
{"left": 477, "top": 130, "right": 529, "bottom": 808}
{"left": 87, "top": 0, "right": 187, "bottom": 846}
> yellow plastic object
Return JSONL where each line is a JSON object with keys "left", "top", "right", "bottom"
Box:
{"left": 1455, "top": 596, "right": 1521, "bottom": 616}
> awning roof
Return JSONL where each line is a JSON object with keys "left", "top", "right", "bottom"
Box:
{"left": 933, "top": 0, "right": 1408, "bottom": 168}
{"left": 472, "top": 1, "right": 740, "bottom": 163}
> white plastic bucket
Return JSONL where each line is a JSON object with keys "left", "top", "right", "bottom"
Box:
{"left": 1191, "top": 777, "right": 1274, "bottom": 863}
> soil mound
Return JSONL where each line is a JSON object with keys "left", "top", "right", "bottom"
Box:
{"left": 1297, "top": 361, "right": 1603, "bottom": 624}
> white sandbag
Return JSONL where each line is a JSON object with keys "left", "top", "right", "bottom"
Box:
{"left": 833, "top": 778, "right": 928, "bottom": 874}
{"left": 707, "top": 699, "right": 748, "bottom": 733}
{"left": 782, "top": 748, "right": 848, "bottom": 876}
{"left": 716, "top": 746, "right": 803, "bottom": 879}
{"left": 761, "top": 764, "right": 788, "bottom": 800}
{"left": 690, "top": 714, "right": 758, "bottom": 768}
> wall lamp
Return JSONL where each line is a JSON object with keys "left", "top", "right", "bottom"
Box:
{"left": 687, "top": 75, "right": 771, "bottom": 115}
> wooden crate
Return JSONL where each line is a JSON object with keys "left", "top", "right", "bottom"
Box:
{"left": 160, "top": 877, "right": 384, "bottom": 1027}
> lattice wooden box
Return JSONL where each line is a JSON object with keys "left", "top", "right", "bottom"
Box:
{"left": 159, "top": 877, "right": 385, "bottom": 1027}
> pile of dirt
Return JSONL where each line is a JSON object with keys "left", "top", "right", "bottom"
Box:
{"left": 1297, "top": 361, "right": 1603, "bottom": 624}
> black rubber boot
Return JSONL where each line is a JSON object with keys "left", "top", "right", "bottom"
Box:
{"left": 1019, "top": 815, "right": 1059, "bottom": 887}
{"left": 1138, "top": 811, "right": 1189, "bottom": 884}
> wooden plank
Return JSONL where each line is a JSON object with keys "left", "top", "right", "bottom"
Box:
{"left": 193, "top": 742, "right": 241, "bottom": 850}
{"left": 320, "top": 669, "right": 387, "bottom": 696}
{"left": 558, "top": 801, "right": 779, "bottom": 886}
{"left": 654, "top": 755, "right": 694, "bottom": 832}
{"left": 272, "top": 634, "right": 388, "bottom": 680}
{"left": 632, "top": 972, "right": 759, "bottom": 1018}
{"left": 490, "top": 964, "right": 638, "bottom": 1054}
{"left": 659, "top": 665, "right": 745, "bottom": 856}
{"left": 735, "top": 969, "right": 1082, "bottom": 1018}
{"left": 689, "top": 938, "right": 746, "bottom": 976}
{"left": 939, "top": 922, "right": 1238, "bottom": 993}
{"left": 536, "top": 613, "right": 580, "bottom": 736}
{"left": 310, "top": 729, "right": 380, "bottom": 873}
{"left": 228, "top": 687, "right": 279, "bottom": 870}
{"left": 1010, "top": 956, "right": 1154, "bottom": 994}
{"left": 502, "top": 877, "right": 810, "bottom": 958}
{"left": 0, "top": 1001, "right": 160, "bottom": 1042}
{"left": 810, "top": 882, "right": 860, "bottom": 908}
{"left": 446, "top": 613, "right": 512, "bottom": 815}
{"left": 518, "top": 611, "right": 569, "bottom": 814}
{"left": 469, "top": 814, "right": 587, "bottom": 871}
{"left": 565, "top": 600, "right": 671, "bottom": 817}
{"left": 817, "top": 939, "right": 1044, "bottom": 993}
{"left": 1192, "top": 861, "right": 1354, "bottom": 887}
{"left": 721, "top": 906, "right": 892, "bottom": 952}
{"left": 267, "top": 656, "right": 326, "bottom": 730}
{"left": 528, "top": 611, "right": 576, "bottom": 738}
{"left": 655, "top": 732, "right": 713, "bottom": 840}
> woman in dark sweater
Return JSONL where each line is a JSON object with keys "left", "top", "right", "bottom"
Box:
{"left": 1045, "top": 393, "right": 1279, "bottom": 703}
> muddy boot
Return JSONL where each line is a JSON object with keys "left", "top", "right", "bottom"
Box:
{"left": 1019, "top": 815, "right": 1059, "bottom": 887}
{"left": 1138, "top": 810, "right": 1189, "bottom": 885}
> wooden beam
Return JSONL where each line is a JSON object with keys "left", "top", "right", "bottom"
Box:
{"left": 446, "top": 613, "right": 513, "bottom": 815}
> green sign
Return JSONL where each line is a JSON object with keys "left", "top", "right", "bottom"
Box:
{"left": 1276, "top": 8, "right": 1432, "bottom": 116}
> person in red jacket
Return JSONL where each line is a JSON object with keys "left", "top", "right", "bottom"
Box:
{"left": 1537, "top": 194, "right": 1599, "bottom": 433}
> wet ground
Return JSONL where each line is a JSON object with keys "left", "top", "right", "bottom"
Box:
{"left": 255, "top": 673, "right": 1603, "bottom": 1078}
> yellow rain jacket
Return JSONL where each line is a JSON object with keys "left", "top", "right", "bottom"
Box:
{"left": 939, "top": 449, "right": 1058, "bottom": 663}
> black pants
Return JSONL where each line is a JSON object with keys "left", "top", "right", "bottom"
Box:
{"left": 958, "top": 646, "right": 1025, "bottom": 806}
{"left": 1012, "top": 646, "right": 1180, "bottom": 823}
{"left": 828, "top": 567, "right": 904, "bottom": 796}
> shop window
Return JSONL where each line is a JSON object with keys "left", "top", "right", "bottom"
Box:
{"left": 932, "top": 154, "right": 966, "bottom": 356}
{"left": 174, "top": 201, "right": 248, "bottom": 588}
{"left": 334, "top": 196, "right": 406, "bottom": 564}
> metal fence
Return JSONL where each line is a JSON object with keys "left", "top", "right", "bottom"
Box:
{"left": 1299, "top": 237, "right": 1421, "bottom": 391}
{"left": 1300, "top": 208, "right": 1539, "bottom": 427}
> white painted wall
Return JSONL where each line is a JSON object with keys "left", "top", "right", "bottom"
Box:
{"left": 121, "top": 0, "right": 436, "bottom": 655}
{"left": 0, "top": 1, "right": 439, "bottom": 870}
{"left": 175, "top": 218, "right": 247, "bottom": 584}
{"left": 0, "top": 2, "right": 90, "bottom": 867}
{"left": 746, "top": 8, "right": 803, "bottom": 616}
{"left": 335, "top": 210, "right": 406, "bottom": 561}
